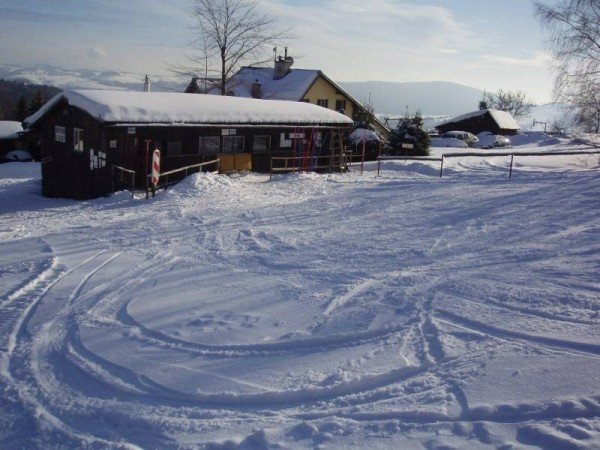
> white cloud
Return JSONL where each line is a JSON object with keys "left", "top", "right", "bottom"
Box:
{"left": 481, "top": 52, "right": 553, "bottom": 68}
{"left": 80, "top": 46, "right": 108, "bottom": 61}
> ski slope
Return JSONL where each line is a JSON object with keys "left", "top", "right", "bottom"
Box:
{"left": 0, "top": 140, "right": 599, "bottom": 449}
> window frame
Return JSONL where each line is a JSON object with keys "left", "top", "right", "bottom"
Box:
{"left": 316, "top": 99, "right": 329, "bottom": 108}
{"left": 222, "top": 135, "right": 245, "bottom": 153}
{"left": 199, "top": 136, "right": 221, "bottom": 154}
{"left": 252, "top": 135, "right": 271, "bottom": 152}
{"left": 73, "top": 127, "right": 84, "bottom": 153}
{"left": 55, "top": 125, "right": 66, "bottom": 143}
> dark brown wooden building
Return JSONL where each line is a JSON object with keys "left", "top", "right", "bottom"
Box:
{"left": 435, "top": 109, "right": 520, "bottom": 136}
{"left": 24, "top": 90, "right": 353, "bottom": 199}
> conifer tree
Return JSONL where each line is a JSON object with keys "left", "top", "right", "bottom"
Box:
{"left": 15, "top": 96, "right": 28, "bottom": 122}
{"left": 389, "top": 112, "right": 430, "bottom": 156}
{"left": 29, "top": 90, "right": 45, "bottom": 116}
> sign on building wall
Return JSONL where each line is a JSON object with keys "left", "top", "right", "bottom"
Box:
{"left": 55, "top": 126, "right": 66, "bottom": 143}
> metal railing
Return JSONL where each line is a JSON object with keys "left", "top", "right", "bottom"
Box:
{"left": 377, "top": 149, "right": 600, "bottom": 178}
{"left": 111, "top": 164, "right": 136, "bottom": 198}
{"left": 146, "top": 159, "right": 220, "bottom": 197}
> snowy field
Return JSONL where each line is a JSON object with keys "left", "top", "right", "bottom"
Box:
{"left": 0, "top": 139, "right": 599, "bottom": 449}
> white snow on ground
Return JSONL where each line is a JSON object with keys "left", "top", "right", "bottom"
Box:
{"left": 0, "top": 137, "right": 599, "bottom": 449}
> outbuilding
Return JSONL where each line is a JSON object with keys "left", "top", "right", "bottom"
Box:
{"left": 24, "top": 90, "right": 353, "bottom": 199}
{"left": 0, "top": 121, "right": 25, "bottom": 158}
{"left": 435, "top": 109, "right": 520, "bottom": 136}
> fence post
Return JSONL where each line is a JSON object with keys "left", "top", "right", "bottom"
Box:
{"left": 509, "top": 154, "right": 514, "bottom": 179}
{"left": 377, "top": 158, "right": 381, "bottom": 176}
{"left": 439, "top": 156, "right": 444, "bottom": 178}
{"left": 131, "top": 172, "right": 135, "bottom": 199}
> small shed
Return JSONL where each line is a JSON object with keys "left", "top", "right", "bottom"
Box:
{"left": 24, "top": 90, "right": 353, "bottom": 199}
{"left": 0, "top": 121, "right": 24, "bottom": 158}
{"left": 436, "top": 109, "right": 520, "bottom": 135}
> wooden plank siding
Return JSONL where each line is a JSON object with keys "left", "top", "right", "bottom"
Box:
{"left": 32, "top": 101, "right": 347, "bottom": 199}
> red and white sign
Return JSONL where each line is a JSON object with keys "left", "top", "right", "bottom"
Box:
{"left": 151, "top": 149, "right": 160, "bottom": 185}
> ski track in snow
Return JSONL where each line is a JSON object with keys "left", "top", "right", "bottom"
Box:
{"left": 1, "top": 148, "right": 599, "bottom": 449}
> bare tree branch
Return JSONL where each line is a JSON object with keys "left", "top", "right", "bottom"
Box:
{"left": 534, "top": 0, "right": 600, "bottom": 133}
{"left": 174, "top": 0, "right": 292, "bottom": 95}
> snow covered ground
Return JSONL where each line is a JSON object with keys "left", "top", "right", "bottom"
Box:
{"left": 0, "top": 138, "right": 599, "bottom": 449}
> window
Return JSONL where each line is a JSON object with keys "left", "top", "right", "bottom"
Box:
{"left": 89, "top": 149, "right": 107, "bottom": 170}
{"left": 253, "top": 135, "right": 271, "bottom": 152}
{"left": 167, "top": 141, "right": 182, "bottom": 156}
{"left": 55, "top": 126, "right": 66, "bottom": 143}
{"left": 199, "top": 136, "right": 220, "bottom": 154}
{"left": 301, "top": 98, "right": 310, "bottom": 103}
{"left": 317, "top": 99, "right": 329, "bottom": 108}
{"left": 335, "top": 99, "right": 347, "bottom": 112}
{"left": 73, "top": 128, "right": 84, "bottom": 153}
{"left": 222, "top": 136, "right": 245, "bottom": 153}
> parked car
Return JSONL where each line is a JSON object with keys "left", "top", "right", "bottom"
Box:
{"left": 475, "top": 132, "right": 512, "bottom": 149}
{"left": 430, "top": 137, "right": 468, "bottom": 148}
{"left": 441, "top": 130, "right": 479, "bottom": 147}
{"left": 0, "top": 150, "right": 33, "bottom": 163}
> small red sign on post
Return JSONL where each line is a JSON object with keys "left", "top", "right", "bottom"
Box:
{"left": 151, "top": 149, "right": 160, "bottom": 186}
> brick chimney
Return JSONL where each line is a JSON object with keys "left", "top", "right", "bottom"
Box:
{"left": 251, "top": 79, "right": 262, "bottom": 99}
{"left": 273, "top": 47, "right": 294, "bottom": 80}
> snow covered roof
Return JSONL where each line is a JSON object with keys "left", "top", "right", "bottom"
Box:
{"left": 217, "top": 67, "right": 320, "bottom": 101}
{"left": 437, "top": 109, "right": 520, "bottom": 130}
{"left": 24, "top": 90, "right": 354, "bottom": 127}
{"left": 0, "top": 121, "right": 24, "bottom": 140}
{"left": 348, "top": 128, "right": 384, "bottom": 144}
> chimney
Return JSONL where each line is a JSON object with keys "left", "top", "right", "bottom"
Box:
{"left": 143, "top": 75, "right": 151, "bottom": 92}
{"left": 251, "top": 79, "right": 262, "bottom": 99}
{"left": 273, "top": 47, "right": 294, "bottom": 80}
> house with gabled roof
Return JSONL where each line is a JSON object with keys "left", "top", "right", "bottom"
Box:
{"left": 24, "top": 89, "right": 352, "bottom": 199}
{"left": 187, "top": 50, "right": 389, "bottom": 139}
{"left": 436, "top": 109, "right": 520, "bottom": 136}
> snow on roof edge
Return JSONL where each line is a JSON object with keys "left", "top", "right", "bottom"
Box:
{"left": 25, "top": 90, "right": 354, "bottom": 128}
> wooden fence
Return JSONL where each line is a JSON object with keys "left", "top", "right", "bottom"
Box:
{"left": 270, "top": 154, "right": 346, "bottom": 179}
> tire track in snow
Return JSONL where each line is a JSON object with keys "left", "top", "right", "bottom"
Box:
{"left": 3, "top": 250, "right": 142, "bottom": 449}
{"left": 117, "top": 304, "right": 413, "bottom": 356}
{"left": 436, "top": 309, "right": 600, "bottom": 356}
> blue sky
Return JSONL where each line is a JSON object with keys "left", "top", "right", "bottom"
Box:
{"left": 0, "top": 0, "right": 555, "bottom": 102}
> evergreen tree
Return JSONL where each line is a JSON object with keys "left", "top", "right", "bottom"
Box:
{"left": 29, "top": 90, "right": 45, "bottom": 116}
{"left": 15, "top": 96, "right": 28, "bottom": 122}
{"left": 389, "top": 111, "right": 430, "bottom": 156}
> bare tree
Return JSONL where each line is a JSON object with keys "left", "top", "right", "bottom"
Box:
{"left": 534, "top": 0, "right": 600, "bottom": 133}
{"left": 177, "top": 0, "right": 290, "bottom": 95}
{"left": 480, "top": 89, "right": 535, "bottom": 118}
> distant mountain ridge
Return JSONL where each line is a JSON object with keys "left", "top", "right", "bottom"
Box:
{"left": 340, "top": 81, "right": 484, "bottom": 116}
{"left": 1, "top": 64, "right": 486, "bottom": 116}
